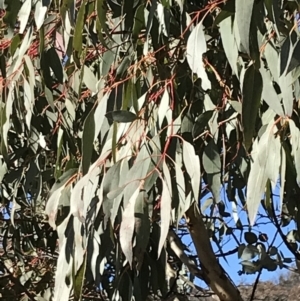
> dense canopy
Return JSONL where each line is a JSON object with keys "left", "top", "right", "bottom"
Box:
{"left": 1, "top": 0, "right": 300, "bottom": 300}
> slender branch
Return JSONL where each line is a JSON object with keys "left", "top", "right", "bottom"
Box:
{"left": 249, "top": 268, "right": 262, "bottom": 301}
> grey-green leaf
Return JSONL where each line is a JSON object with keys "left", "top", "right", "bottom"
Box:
{"left": 82, "top": 109, "right": 95, "bottom": 175}
{"left": 242, "top": 64, "right": 263, "bottom": 150}
{"left": 105, "top": 110, "right": 138, "bottom": 123}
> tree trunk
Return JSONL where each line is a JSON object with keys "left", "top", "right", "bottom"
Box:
{"left": 185, "top": 203, "right": 244, "bottom": 301}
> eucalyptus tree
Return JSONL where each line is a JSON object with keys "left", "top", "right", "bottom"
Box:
{"left": 1, "top": 0, "right": 300, "bottom": 300}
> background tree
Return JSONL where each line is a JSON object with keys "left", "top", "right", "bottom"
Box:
{"left": 1, "top": 0, "right": 300, "bottom": 300}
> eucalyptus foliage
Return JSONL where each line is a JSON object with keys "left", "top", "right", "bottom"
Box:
{"left": 1, "top": 0, "right": 300, "bottom": 300}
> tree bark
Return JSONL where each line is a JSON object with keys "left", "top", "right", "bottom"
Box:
{"left": 185, "top": 203, "right": 244, "bottom": 301}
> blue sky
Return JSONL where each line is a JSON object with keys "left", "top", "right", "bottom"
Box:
{"left": 182, "top": 184, "right": 296, "bottom": 286}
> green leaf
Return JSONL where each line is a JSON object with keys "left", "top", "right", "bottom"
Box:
{"left": 192, "top": 110, "right": 214, "bottom": 138}
{"left": 244, "top": 232, "right": 257, "bottom": 244}
{"left": 133, "top": 4, "right": 145, "bottom": 42}
{"left": 186, "top": 22, "right": 211, "bottom": 90}
{"left": 105, "top": 110, "right": 138, "bottom": 123}
{"left": 246, "top": 127, "right": 271, "bottom": 225}
{"left": 47, "top": 47, "right": 64, "bottom": 84}
{"left": 235, "top": 0, "right": 254, "bottom": 55}
{"left": 94, "top": 92, "right": 110, "bottom": 141}
{"left": 158, "top": 162, "right": 172, "bottom": 258}
{"left": 182, "top": 140, "right": 201, "bottom": 200}
{"left": 83, "top": 66, "right": 97, "bottom": 93}
{"left": 242, "top": 64, "right": 263, "bottom": 150}
{"left": 3, "top": 0, "right": 22, "bottom": 28}
{"left": 260, "top": 65, "right": 284, "bottom": 116}
{"left": 202, "top": 140, "right": 221, "bottom": 174}
{"left": 73, "top": 0, "right": 86, "bottom": 59}
{"left": 219, "top": 17, "right": 239, "bottom": 77}
{"left": 82, "top": 108, "right": 95, "bottom": 175}
{"left": 74, "top": 254, "right": 87, "bottom": 301}
{"left": 120, "top": 183, "right": 140, "bottom": 266}
{"left": 213, "top": 0, "right": 235, "bottom": 26}
{"left": 96, "top": 0, "right": 111, "bottom": 39}
{"left": 240, "top": 245, "right": 259, "bottom": 261}
{"left": 18, "top": 0, "right": 31, "bottom": 33}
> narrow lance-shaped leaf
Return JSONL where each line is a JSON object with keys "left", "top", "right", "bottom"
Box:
{"left": 242, "top": 64, "right": 263, "bottom": 150}
{"left": 246, "top": 126, "right": 272, "bottom": 225}
{"left": 82, "top": 108, "right": 95, "bottom": 176}
{"left": 120, "top": 183, "right": 140, "bottom": 267}
{"left": 202, "top": 140, "right": 221, "bottom": 203}
{"left": 18, "top": 0, "right": 31, "bottom": 34}
{"left": 186, "top": 22, "right": 211, "bottom": 90}
{"left": 158, "top": 162, "right": 172, "bottom": 258}
{"left": 73, "top": 0, "right": 86, "bottom": 59}
{"left": 280, "top": 144, "right": 286, "bottom": 211}
{"left": 266, "top": 134, "right": 281, "bottom": 189}
{"left": 235, "top": 0, "right": 254, "bottom": 54}
{"left": 182, "top": 140, "right": 201, "bottom": 200}
{"left": 289, "top": 119, "right": 300, "bottom": 185}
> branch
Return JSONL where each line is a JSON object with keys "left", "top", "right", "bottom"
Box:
{"left": 168, "top": 229, "right": 203, "bottom": 280}
{"left": 185, "top": 202, "right": 244, "bottom": 301}
{"left": 249, "top": 268, "right": 262, "bottom": 301}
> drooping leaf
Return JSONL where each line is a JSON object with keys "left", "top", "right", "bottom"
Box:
{"left": 246, "top": 127, "right": 272, "bottom": 225}
{"left": 158, "top": 162, "right": 172, "bottom": 258}
{"left": 34, "top": 0, "right": 48, "bottom": 30}
{"left": 46, "top": 47, "right": 64, "bottom": 84}
{"left": 219, "top": 16, "right": 239, "bottom": 76}
{"left": 186, "top": 22, "right": 211, "bottom": 90}
{"left": 235, "top": 0, "right": 254, "bottom": 55}
{"left": 83, "top": 65, "right": 97, "bottom": 93}
{"left": 120, "top": 183, "right": 140, "bottom": 266}
{"left": 73, "top": 0, "right": 86, "bottom": 57}
{"left": 242, "top": 64, "right": 263, "bottom": 150}
{"left": 73, "top": 254, "right": 87, "bottom": 301}
{"left": 18, "top": 0, "right": 31, "bottom": 34}
{"left": 192, "top": 110, "right": 214, "bottom": 139}
{"left": 82, "top": 108, "right": 95, "bottom": 175}
{"left": 182, "top": 140, "right": 201, "bottom": 200}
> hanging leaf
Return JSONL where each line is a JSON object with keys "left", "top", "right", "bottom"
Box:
{"left": 242, "top": 64, "right": 263, "bottom": 150}
{"left": 182, "top": 140, "right": 201, "bottom": 200}
{"left": 246, "top": 128, "right": 271, "bottom": 225}
{"left": 94, "top": 92, "right": 110, "bottom": 141}
{"left": 202, "top": 140, "right": 221, "bottom": 174}
{"left": 186, "top": 22, "right": 211, "bottom": 90}
{"left": 120, "top": 184, "right": 140, "bottom": 266}
{"left": 219, "top": 16, "right": 239, "bottom": 76}
{"left": 158, "top": 162, "right": 172, "bottom": 258}
{"left": 192, "top": 110, "right": 214, "bottom": 138}
{"left": 34, "top": 0, "right": 48, "bottom": 30}
{"left": 47, "top": 47, "right": 64, "bottom": 84}
{"left": 18, "top": 0, "right": 31, "bottom": 34}
{"left": 83, "top": 65, "right": 97, "bottom": 93}
{"left": 73, "top": 254, "right": 87, "bottom": 301}
{"left": 260, "top": 66, "right": 284, "bottom": 116}
{"left": 235, "top": 0, "right": 254, "bottom": 55}
{"left": 82, "top": 108, "right": 95, "bottom": 175}
{"left": 73, "top": 0, "right": 86, "bottom": 59}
